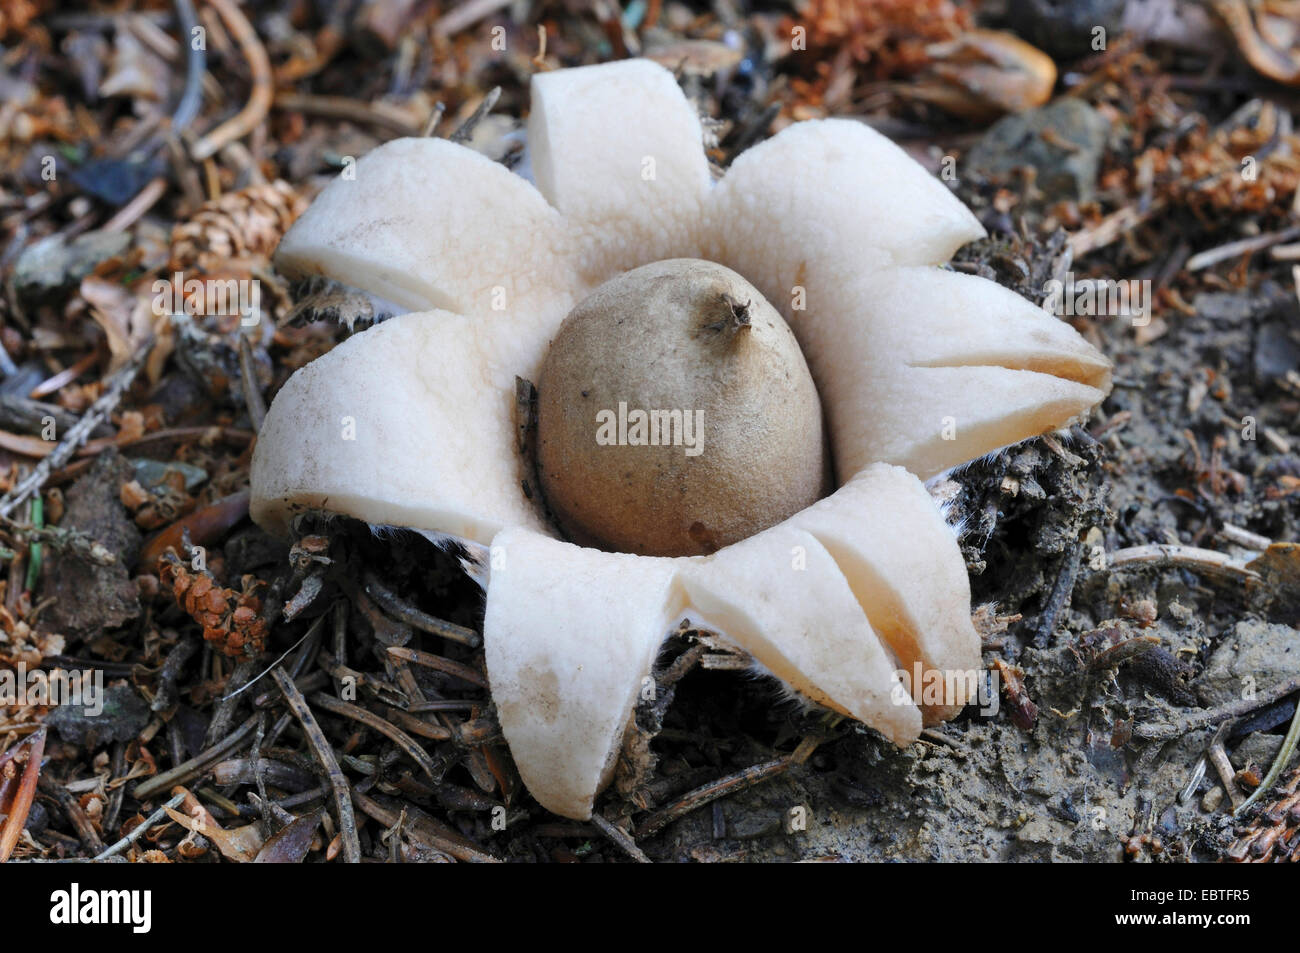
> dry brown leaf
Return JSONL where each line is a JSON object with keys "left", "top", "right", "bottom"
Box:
{"left": 0, "top": 430, "right": 57, "bottom": 458}
{"left": 98, "top": 25, "right": 168, "bottom": 101}
{"left": 1246, "top": 542, "right": 1300, "bottom": 625}
{"left": 79, "top": 277, "right": 156, "bottom": 373}
{"left": 253, "top": 809, "right": 324, "bottom": 863}
{"left": 163, "top": 806, "right": 264, "bottom": 862}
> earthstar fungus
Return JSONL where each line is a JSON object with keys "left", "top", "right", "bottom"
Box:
{"left": 252, "top": 59, "right": 1112, "bottom": 820}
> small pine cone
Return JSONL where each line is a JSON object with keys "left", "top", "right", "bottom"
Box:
{"left": 169, "top": 180, "right": 307, "bottom": 276}
{"left": 1224, "top": 768, "right": 1300, "bottom": 862}
{"left": 159, "top": 556, "right": 268, "bottom": 659}
{"left": 786, "top": 0, "right": 971, "bottom": 73}
{"left": 0, "top": 0, "right": 42, "bottom": 40}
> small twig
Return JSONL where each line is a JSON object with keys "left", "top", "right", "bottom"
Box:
{"left": 272, "top": 669, "right": 360, "bottom": 863}
{"left": 1135, "top": 676, "right": 1300, "bottom": 740}
{"left": 533, "top": 23, "right": 547, "bottom": 68}
{"left": 661, "top": 642, "right": 706, "bottom": 689}
{"left": 421, "top": 101, "right": 446, "bottom": 137}
{"left": 1218, "top": 523, "right": 1272, "bottom": 551}
{"left": 1235, "top": 688, "right": 1300, "bottom": 817}
{"left": 166, "top": 720, "right": 186, "bottom": 772}
{"left": 364, "top": 572, "right": 480, "bottom": 647}
{"left": 1177, "top": 754, "right": 1207, "bottom": 806}
{"left": 247, "top": 792, "right": 296, "bottom": 828}
{"left": 919, "top": 728, "right": 970, "bottom": 756}
{"left": 248, "top": 711, "right": 271, "bottom": 828}
{"left": 133, "top": 713, "right": 259, "bottom": 801}
{"left": 38, "top": 774, "right": 105, "bottom": 854}
{"left": 328, "top": 602, "right": 348, "bottom": 698}
{"left": 273, "top": 93, "right": 422, "bottom": 137}
{"left": 407, "top": 699, "right": 477, "bottom": 713}
{"left": 1185, "top": 225, "right": 1300, "bottom": 272}
{"left": 385, "top": 646, "right": 487, "bottom": 688}
{"left": 103, "top": 742, "right": 127, "bottom": 835}
{"left": 0, "top": 339, "right": 152, "bottom": 519}
{"left": 152, "top": 636, "right": 200, "bottom": 712}
{"left": 203, "top": 657, "right": 259, "bottom": 748}
{"left": 382, "top": 706, "right": 453, "bottom": 741}
{"left": 1039, "top": 432, "right": 1085, "bottom": 467}
{"left": 210, "top": 758, "right": 316, "bottom": 792}
{"left": 433, "top": 0, "right": 512, "bottom": 37}
{"left": 591, "top": 812, "right": 651, "bottom": 863}
{"left": 350, "top": 786, "right": 500, "bottom": 862}
{"left": 170, "top": 0, "right": 205, "bottom": 132}
{"left": 191, "top": 0, "right": 273, "bottom": 160}
{"left": 1034, "top": 543, "right": 1083, "bottom": 647}
{"left": 308, "top": 691, "right": 440, "bottom": 782}
{"left": 164, "top": 131, "right": 205, "bottom": 212}
{"left": 29, "top": 347, "right": 101, "bottom": 399}
{"left": 1069, "top": 200, "right": 1165, "bottom": 258}
{"left": 380, "top": 806, "right": 407, "bottom": 863}
{"left": 448, "top": 86, "right": 501, "bottom": 144}
{"left": 314, "top": 656, "right": 405, "bottom": 708}
{"left": 224, "top": 614, "right": 325, "bottom": 702}
{"left": 634, "top": 749, "right": 805, "bottom": 841}
{"left": 0, "top": 514, "right": 115, "bottom": 566}
{"left": 1105, "top": 544, "right": 1261, "bottom": 586}
{"left": 0, "top": 393, "right": 87, "bottom": 438}
{"left": 237, "top": 335, "right": 266, "bottom": 433}
{"left": 1207, "top": 722, "right": 1245, "bottom": 810}
{"left": 383, "top": 644, "right": 427, "bottom": 710}
{"left": 274, "top": 785, "right": 328, "bottom": 811}
{"left": 262, "top": 711, "right": 295, "bottom": 754}
{"left": 0, "top": 727, "right": 45, "bottom": 862}
{"left": 1085, "top": 635, "right": 1161, "bottom": 676}
{"left": 93, "top": 793, "right": 186, "bottom": 860}
{"left": 101, "top": 177, "right": 168, "bottom": 233}
{"left": 454, "top": 715, "right": 500, "bottom": 747}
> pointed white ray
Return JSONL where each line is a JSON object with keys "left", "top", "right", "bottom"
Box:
{"left": 793, "top": 266, "right": 1111, "bottom": 481}
{"left": 703, "top": 118, "right": 986, "bottom": 315}
{"left": 483, "top": 527, "right": 686, "bottom": 820}
{"left": 274, "top": 137, "right": 580, "bottom": 318}
{"left": 788, "top": 464, "right": 982, "bottom": 723}
{"left": 527, "top": 59, "right": 713, "bottom": 282}
{"left": 251, "top": 307, "right": 561, "bottom": 546}
{"left": 681, "top": 523, "right": 923, "bottom": 746}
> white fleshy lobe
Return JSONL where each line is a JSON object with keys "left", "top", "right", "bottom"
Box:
{"left": 680, "top": 522, "right": 923, "bottom": 747}
{"left": 481, "top": 462, "right": 986, "bottom": 817}
{"left": 274, "top": 137, "right": 580, "bottom": 318}
{"left": 786, "top": 464, "right": 982, "bottom": 724}
{"left": 250, "top": 308, "right": 562, "bottom": 545}
{"left": 702, "top": 118, "right": 986, "bottom": 313}
{"left": 528, "top": 60, "right": 712, "bottom": 283}
{"left": 483, "top": 527, "right": 687, "bottom": 820}
{"left": 790, "top": 266, "right": 1110, "bottom": 482}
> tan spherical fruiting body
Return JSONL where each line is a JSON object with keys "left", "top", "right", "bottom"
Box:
{"left": 537, "top": 259, "right": 830, "bottom": 557}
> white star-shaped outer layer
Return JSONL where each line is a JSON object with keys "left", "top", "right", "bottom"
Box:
{"left": 252, "top": 59, "right": 1112, "bottom": 820}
